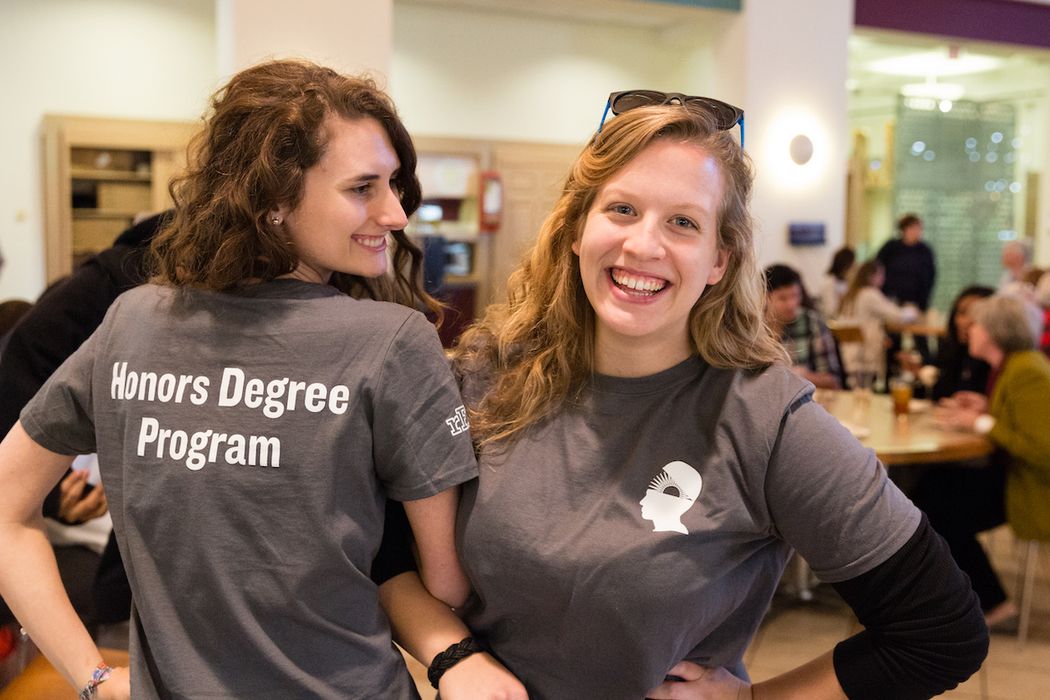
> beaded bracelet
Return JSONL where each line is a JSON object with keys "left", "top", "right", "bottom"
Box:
{"left": 427, "top": 637, "right": 482, "bottom": 689}
{"left": 78, "top": 662, "right": 114, "bottom": 700}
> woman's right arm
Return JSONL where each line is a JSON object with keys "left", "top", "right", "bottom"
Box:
{"left": 0, "top": 422, "right": 130, "bottom": 698}
{"left": 869, "top": 289, "right": 916, "bottom": 324}
{"left": 378, "top": 572, "right": 527, "bottom": 700}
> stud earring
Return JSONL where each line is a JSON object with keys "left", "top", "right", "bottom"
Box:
{"left": 270, "top": 215, "right": 282, "bottom": 225}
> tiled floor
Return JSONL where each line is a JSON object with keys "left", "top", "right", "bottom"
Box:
{"left": 405, "top": 525, "right": 1050, "bottom": 699}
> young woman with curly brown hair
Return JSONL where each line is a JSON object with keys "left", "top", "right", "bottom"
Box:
{"left": 0, "top": 59, "right": 478, "bottom": 699}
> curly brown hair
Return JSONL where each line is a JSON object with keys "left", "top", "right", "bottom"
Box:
{"left": 150, "top": 59, "right": 438, "bottom": 314}
{"left": 454, "top": 104, "right": 786, "bottom": 445}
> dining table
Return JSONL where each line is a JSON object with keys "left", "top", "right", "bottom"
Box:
{"left": 813, "top": 389, "right": 993, "bottom": 466}
{"left": 786, "top": 388, "right": 993, "bottom": 602}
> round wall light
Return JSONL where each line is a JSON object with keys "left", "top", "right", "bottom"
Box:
{"left": 789, "top": 134, "right": 814, "bottom": 165}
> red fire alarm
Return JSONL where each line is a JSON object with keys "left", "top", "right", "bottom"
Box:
{"left": 479, "top": 171, "right": 503, "bottom": 233}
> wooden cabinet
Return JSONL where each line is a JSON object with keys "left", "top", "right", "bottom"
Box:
{"left": 42, "top": 115, "right": 197, "bottom": 282}
{"left": 407, "top": 137, "right": 494, "bottom": 345}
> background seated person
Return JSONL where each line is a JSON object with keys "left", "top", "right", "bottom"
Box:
{"left": 898, "top": 285, "right": 994, "bottom": 401}
{"left": 816, "top": 246, "right": 855, "bottom": 319}
{"left": 838, "top": 260, "right": 919, "bottom": 390}
{"left": 918, "top": 294, "right": 1050, "bottom": 629}
{"left": 764, "top": 263, "right": 842, "bottom": 389}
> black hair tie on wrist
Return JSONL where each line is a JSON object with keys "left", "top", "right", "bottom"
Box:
{"left": 427, "top": 637, "right": 483, "bottom": 689}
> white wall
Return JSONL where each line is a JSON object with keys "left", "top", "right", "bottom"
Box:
{"left": 217, "top": 0, "right": 392, "bottom": 81}
{"left": 722, "top": 0, "right": 853, "bottom": 295}
{"left": 391, "top": 3, "right": 726, "bottom": 143}
{"left": 0, "top": 0, "right": 217, "bottom": 300}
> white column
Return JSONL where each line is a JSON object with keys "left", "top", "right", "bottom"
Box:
{"left": 216, "top": 0, "right": 393, "bottom": 82}
{"left": 712, "top": 0, "right": 853, "bottom": 293}
{"left": 1038, "top": 70, "right": 1050, "bottom": 267}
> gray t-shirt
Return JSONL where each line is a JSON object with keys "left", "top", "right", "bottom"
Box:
{"left": 21, "top": 280, "right": 478, "bottom": 699}
{"left": 458, "top": 357, "right": 920, "bottom": 700}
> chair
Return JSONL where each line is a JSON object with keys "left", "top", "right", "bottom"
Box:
{"left": 827, "top": 321, "right": 864, "bottom": 345}
{"left": 1017, "top": 540, "right": 1043, "bottom": 647}
{"left": 828, "top": 322, "right": 865, "bottom": 388}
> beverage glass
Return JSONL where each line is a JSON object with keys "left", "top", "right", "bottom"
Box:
{"left": 890, "top": 378, "right": 913, "bottom": 416}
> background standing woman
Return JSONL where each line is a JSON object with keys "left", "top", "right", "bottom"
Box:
{"left": 450, "top": 93, "right": 986, "bottom": 699}
{"left": 0, "top": 60, "right": 474, "bottom": 699}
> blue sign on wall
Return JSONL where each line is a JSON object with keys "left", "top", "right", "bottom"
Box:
{"left": 788, "top": 222, "right": 827, "bottom": 246}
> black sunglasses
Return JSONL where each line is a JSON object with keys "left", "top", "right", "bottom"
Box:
{"left": 597, "top": 90, "right": 745, "bottom": 147}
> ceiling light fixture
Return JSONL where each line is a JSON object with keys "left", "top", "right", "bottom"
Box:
{"left": 899, "top": 77, "right": 965, "bottom": 101}
{"left": 866, "top": 49, "right": 1001, "bottom": 78}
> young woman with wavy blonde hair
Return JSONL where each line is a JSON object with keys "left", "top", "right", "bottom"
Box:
{"left": 457, "top": 105, "right": 784, "bottom": 446}
{"left": 432, "top": 95, "right": 987, "bottom": 700}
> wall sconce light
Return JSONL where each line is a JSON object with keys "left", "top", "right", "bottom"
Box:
{"left": 789, "top": 134, "right": 814, "bottom": 165}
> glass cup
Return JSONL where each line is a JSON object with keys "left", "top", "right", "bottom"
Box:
{"left": 890, "top": 378, "right": 913, "bottom": 417}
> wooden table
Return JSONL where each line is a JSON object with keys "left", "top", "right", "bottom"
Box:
{"left": 814, "top": 390, "right": 993, "bottom": 465}
{"left": 885, "top": 321, "right": 947, "bottom": 337}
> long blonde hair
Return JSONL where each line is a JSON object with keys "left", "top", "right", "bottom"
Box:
{"left": 454, "top": 104, "right": 785, "bottom": 445}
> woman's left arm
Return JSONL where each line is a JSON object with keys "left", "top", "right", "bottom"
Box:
{"left": 648, "top": 516, "right": 985, "bottom": 700}
{"left": 403, "top": 488, "right": 471, "bottom": 608}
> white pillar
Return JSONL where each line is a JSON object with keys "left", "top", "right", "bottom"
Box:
{"left": 216, "top": 0, "right": 393, "bottom": 83}
{"left": 712, "top": 0, "right": 853, "bottom": 293}
{"left": 1038, "top": 71, "right": 1050, "bottom": 267}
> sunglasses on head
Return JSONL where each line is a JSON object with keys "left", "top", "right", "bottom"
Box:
{"left": 597, "top": 90, "right": 745, "bottom": 147}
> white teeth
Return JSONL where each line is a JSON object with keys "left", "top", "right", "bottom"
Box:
{"left": 354, "top": 235, "right": 386, "bottom": 249}
{"left": 610, "top": 269, "right": 666, "bottom": 294}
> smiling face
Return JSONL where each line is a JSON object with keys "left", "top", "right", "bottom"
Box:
{"left": 276, "top": 116, "right": 408, "bottom": 284}
{"left": 572, "top": 139, "right": 728, "bottom": 372}
{"left": 767, "top": 283, "right": 803, "bottom": 325}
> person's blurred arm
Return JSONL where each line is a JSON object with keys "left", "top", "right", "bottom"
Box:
{"left": 0, "top": 423, "right": 129, "bottom": 698}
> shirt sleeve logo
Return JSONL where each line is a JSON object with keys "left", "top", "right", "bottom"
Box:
{"left": 445, "top": 405, "right": 470, "bottom": 436}
{"left": 639, "top": 461, "right": 703, "bottom": 534}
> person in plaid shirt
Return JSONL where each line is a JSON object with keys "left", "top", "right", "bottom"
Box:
{"left": 765, "top": 264, "right": 843, "bottom": 389}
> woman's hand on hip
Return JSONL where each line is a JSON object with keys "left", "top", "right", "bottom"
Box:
{"left": 438, "top": 651, "right": 528, "bottom": 700}
{"left": 646, "top": 661, "right": 752, "bottom": 700}
{"left": 96, "top": 666, "right": 130, "bottom": 700}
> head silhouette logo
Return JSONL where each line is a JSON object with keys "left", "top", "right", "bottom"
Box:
{"left": 639, "top": 461, "right": 703, "bottom": 534}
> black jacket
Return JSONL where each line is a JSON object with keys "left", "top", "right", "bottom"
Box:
{"left": 876, "top": 238, "right": 936, "bottom": 311}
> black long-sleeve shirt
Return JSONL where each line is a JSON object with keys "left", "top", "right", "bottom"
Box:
{"left": 832, "top": 514, "right": 988, "bottom": 698}
{"left": 877, "top": 238, "right": 936, "bottom": 311}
